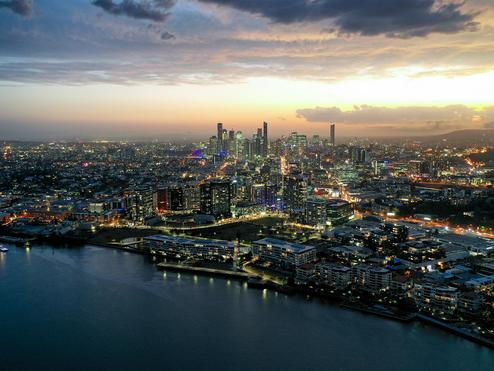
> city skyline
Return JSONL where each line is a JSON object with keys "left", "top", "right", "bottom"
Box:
{"left": 3, "top": 3, "right": 494, "bottom": 368}
{"left": 1, "top": 0, "right": 494, "bottom": 140}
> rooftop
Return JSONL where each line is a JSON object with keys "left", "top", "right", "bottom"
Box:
{"left": 254, "top": 238, "right": 315, "bottom": 253}
{"left": 145, "top": 234, "right": 234, "bottom": 247}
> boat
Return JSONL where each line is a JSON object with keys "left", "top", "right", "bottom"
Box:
{"left": 0, "top": 245, "right": 8, "bottom": 252}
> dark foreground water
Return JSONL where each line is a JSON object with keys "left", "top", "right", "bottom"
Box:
{"left": 1, "top": 244, "right": 493, "bottom": 371}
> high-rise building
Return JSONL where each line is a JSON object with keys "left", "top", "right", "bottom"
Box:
{"left": 372, "top": 160, "right": 379, "bottom": 176}
{"left": 283, "top": 174, "right": 307, "bottom": 217}
{"left": 288, "top": 132, "right": 308, "bottom": 156}
{"left": 253, "top": 128, "right": 263, "bottom": 157}
{"left": 234, "top": 131, "right": 248, "bottom": 159}
{"left": 200, "top": 179, "right": 232, "bottom": 219}
{"left": 159, "top": 186, "right": 186, "bottom": 212}
{"left": 330, "top": 123, "right": 336, "bottom": 147}
{"left": 221, "top": 129, "right": 228, "bottom": 152}
{"left": 352, "top": 147, "right": 369, "bottom": 163}
{"left": 305, "top": 198, "right": 353, "bottom": 227}
{"left": 312, "top": 135, "right": 321, "bottom": 147}
{"left": 126, "top": 187, "right": 154, "bottom": 224}
{"left": 251, "top": 182, "right": 277, "bottom": 207}
{"left": 217, "top": 123, "right": 223, "bottom": 153}
{"left": 263, "top": 121, "right": 269, "bottom": 157}
{"left": 208, "top": 136, "right": 218, "bottom": 156}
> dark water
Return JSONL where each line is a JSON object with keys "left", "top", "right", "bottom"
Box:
{"left": 1, "top": 244, "right": 493, "bottom": 371}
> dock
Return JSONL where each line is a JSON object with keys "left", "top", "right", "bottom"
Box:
{"left": 157, "top": 262, "right": 258, "bottom": 280}
{"left": 0, "top": 235, "right": 36, "bottom": 245}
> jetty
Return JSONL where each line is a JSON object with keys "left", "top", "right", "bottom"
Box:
{"left": 157, "top": 262, "right": 257, "bottom": 280}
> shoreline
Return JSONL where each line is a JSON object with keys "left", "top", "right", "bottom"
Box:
{"left": 11, "top": 240, "right": 494, "bottom": 351}
{"left": 416, "top": 314, "right": 494, "bottom": 350}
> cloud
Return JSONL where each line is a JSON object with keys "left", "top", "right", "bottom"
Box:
{"left": 160, "top": 30, "right": 174, "bottom": 40}
{"left": 92, "top": 0, "right": 176, "bottom": 22}
{"left": 0, "top": 0, "right": 492, "bottom": 86}
{"left": 296, "top": 104, "right": 494, "bottom": 131}
{"left": 0, "top": 0, "right": 32, "bottom": 16}
{"left": 198, "top": 0, "right": 480, "bottom": 37}
{"left": 484, "top": 121, "right": 494, "bottom": 129}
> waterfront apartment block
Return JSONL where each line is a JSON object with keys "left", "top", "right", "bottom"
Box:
{"left": 315, "top": 263, "right": 352, "bottom": 288}
{"left": 351, "top": 265, "right": 392, "bottom": 293}
{"left": 252, "top": 238, "right": 317, "bottom": 270}
{"left": 414, "top": 283, "right": 460, "bottom": 314}
{"left": 145, "top": 235, "right": 235, "bottom": 260}
{"left": 414, "top": 282, "right": 485, "bottom": 315}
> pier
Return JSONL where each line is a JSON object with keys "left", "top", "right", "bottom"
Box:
{"left": 157, "top": 262, "right": 258, "bottom": 280}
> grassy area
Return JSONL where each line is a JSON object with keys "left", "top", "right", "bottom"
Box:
{"left": 251, "top": 217, "right": 285, "bottom": 227}
{"left": 89, "top": 217, "right": 286, "bottom": 245}
{"left": 184, "top": 217, "right": 285, "bottom": 242}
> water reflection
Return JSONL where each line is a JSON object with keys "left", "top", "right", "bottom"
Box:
{"left": 25, "top": 247, "right": 31, "bottom": 264}
{"left": 2, "top": 245, "right": 493, "bottom": 371}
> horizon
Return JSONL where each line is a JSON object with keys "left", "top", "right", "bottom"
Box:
{"left": 2, "top": 126, "right": 494, "bottom": 143}
{"left": 0, "top": 0, "right": 493, "bottom": 140}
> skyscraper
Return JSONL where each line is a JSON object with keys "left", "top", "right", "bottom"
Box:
{"left": 352, "top": 147, "right": 369, "bottom": 163}
{"left": 263, "top": 121, "right": 269, "bottom": 157}
{"left": 217, "top": 123, "right": 223, "bottom": 153}
{"left": 283, "top": 174, "right": 308, "bottom": 218}
{"left": 254, "top": 127, "right": 263, "bottom": 157}
{"left": 330, "top": 123, "right": 336, "bottom": 147}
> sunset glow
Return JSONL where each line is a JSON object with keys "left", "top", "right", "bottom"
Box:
{"left": 1, "top": 0, "right": 493, "bottom": 139}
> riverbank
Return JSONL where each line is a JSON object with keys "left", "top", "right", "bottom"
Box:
{"left": 417, "top": 314, "right": 494, "bottom": 350}
{"left": 341, "top": 302, "right": 416, "bottom": 322}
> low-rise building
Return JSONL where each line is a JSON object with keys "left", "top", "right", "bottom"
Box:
{"left": 458, "top": 291, "right": 484, "bottom": 314}
{"left": 315, "top": 263, "right": 352, "bottom": 289}
{"left": 145, "top": 235, "right": 235, "bottom": 260}
{"left": 352, "top": 265, "right": 391, "bottom": 293}
{"left": 414, "top": 282, "right": 458, "bottom": 314}
{"left": 252, "top": 238, "right": 317, "bottom": 270}
{"left": 390, "top": 274, "right": 414, "bottom": 297}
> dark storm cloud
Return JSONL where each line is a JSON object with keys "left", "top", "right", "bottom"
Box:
{"left": 198, "top": 0, "right": 479, "bottom": 37}
{"left": 0, "top": 0, "right": 32, "bottom": 16}
{"left": 92, "top": 0, "right": 176, "bottom": 22}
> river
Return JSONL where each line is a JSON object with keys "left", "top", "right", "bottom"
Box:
{"left": 0, "top": 244, "right": 493, "bottom": 370}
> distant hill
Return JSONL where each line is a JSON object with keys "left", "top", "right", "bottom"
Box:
{"left": 412, "top": 129, "right": 494, "bottom": 146}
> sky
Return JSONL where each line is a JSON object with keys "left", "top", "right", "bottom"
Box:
{"left": 0, "top": 0, "right": 493, "bottom": 140}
